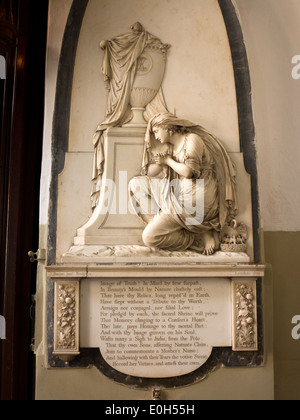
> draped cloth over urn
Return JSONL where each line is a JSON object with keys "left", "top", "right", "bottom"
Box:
{"left": 91, "top": 22, "right": 170, "bottom": 210}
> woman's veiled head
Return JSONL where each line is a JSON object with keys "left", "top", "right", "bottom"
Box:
{"left": 145, "top": 113, "right": 196, "bottom": 147}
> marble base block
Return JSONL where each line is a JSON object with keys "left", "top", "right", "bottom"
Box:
{"left": 75, "top": 127, "right": 146, "bottom": 246}
{"left": 61, "top": 245, "right": 250, "bottom": 264}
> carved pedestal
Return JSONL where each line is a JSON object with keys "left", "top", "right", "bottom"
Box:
{"left": 74, "top": 127, "right": 146, "bottom": 246}
{"left": 47, "top": 264, "right": 263, "bottom": 375}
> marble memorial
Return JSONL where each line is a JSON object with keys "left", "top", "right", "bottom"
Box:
{"left": 46, "top": 19, "right": 264, "bottom": 386}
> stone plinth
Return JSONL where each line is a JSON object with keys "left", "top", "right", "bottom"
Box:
{"left": 75, "top": 127, "right": 146, "bottom": 246}
{"left": 46, "top": 263, "right": 264, "bottom": 374}
{"left": 61, "top": 245, "right": 250, "bottom": 264}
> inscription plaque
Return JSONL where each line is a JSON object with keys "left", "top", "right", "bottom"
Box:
{"left": 80, "top": 278, "right": 232, "bottom": 378}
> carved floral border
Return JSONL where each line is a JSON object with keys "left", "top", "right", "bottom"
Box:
{"left": 232, "top": 279, "right": 258, "bottom": 351}
{"left": 53, "top": 280, "right": 80, "bottom": 362}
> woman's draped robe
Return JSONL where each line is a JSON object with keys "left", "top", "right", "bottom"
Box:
{"left": 129, "top": 113, "right": 238, "bottom": 251}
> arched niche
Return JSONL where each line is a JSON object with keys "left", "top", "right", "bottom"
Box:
{"left": 50, "top": 0, "right": 260, "bottom": 264}
{"left": 47, "top": 0, "right": 263, "bottom": 389}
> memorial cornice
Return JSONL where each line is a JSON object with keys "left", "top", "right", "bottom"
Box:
{"left": 46, "top": 263, "right": 265, "bottom": 279}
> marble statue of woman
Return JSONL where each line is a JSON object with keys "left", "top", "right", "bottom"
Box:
{"left": 129, "top": 113, "right": 238, "bottom": 255}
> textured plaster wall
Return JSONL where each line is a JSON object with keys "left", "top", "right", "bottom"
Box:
{"left": 39, "top": 0, "right": 73, "bottom": 226}
{"left": 264, "top": 232, "right": 300, "bottom": 400}
{"left": 234, "top": 0, "right": 300, "bottom": 232}
{"left": 234, "top": 0, "right": 300, "bottom": 400}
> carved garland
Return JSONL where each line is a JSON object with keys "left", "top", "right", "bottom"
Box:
{"left": 56, "top": 284, "right": 77, "bottom": 350}
{"left": 233, "top": 281, "right": 258, "bottom": 351}
{"left": 53, "top": 280, "right": 80, "bottom": 363}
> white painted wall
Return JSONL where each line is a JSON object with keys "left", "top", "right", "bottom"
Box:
{"left": 39, "top": 0, "right": 73, "bottom": 227}
{"left": 234, "top": 0, "right": 300, "bottom": 231}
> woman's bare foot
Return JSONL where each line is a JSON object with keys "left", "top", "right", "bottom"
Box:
{"left": 202, "top": 230, "right": 215, "bottom": 255}
{"left": 190, "top": 230, "right": 216, "bottom": 256}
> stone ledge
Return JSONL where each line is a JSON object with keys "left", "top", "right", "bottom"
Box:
{"left": 46, "top": 263, "right": 265, "bottom": 279}
{"left": 60, "top": 245, "right": 251, "bottom": 264}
